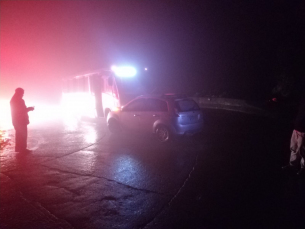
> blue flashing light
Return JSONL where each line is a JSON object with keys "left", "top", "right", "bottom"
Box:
{"left": 111, "top": 66, "right": 137, "bottom": 77}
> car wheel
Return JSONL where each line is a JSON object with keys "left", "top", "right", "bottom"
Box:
{"left": 108, "top": 119, "right": 121, "bottom": 134}
{"left": 155, "top": 125, "right": 171, "bottom": 143}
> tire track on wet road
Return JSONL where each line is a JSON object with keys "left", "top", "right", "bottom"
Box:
{"left": 139, "top": 140, "right": 202, "bottom": 229}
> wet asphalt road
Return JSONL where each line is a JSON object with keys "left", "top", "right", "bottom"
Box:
{"left": 1, "top": 109, "right": 305, "bottom": 229}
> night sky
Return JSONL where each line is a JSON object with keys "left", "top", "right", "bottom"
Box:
{"left": 1, "top": 1, "right": 304, "bottom": 104}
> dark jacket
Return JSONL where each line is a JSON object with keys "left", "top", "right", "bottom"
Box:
{"left": 294, "top": 98, "right": 305, "bottom": 132}
{"left": 10, "top": 95, "right": 30, "bottom": 126}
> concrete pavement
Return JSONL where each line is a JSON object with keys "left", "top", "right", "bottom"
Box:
{"left": 1, "top": 100, "right": 304, "bottom": 228}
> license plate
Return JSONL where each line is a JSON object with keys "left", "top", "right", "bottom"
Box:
{"left": 189, "top": 116, "right": 196, "bottom": 121}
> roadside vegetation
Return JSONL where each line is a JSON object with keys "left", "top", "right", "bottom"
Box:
{"left": 0, "top": 130, "right": 10, "bottom": 151}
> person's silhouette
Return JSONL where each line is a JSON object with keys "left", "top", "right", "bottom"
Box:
{"left": 10, "top": 88, "right": 34, "bottom": 153}
{"left": 282, "top": 97, "right": 305, "bottom": 176}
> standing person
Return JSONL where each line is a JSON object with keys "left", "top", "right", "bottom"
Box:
{"left": 10, "top": 88, "right": 34, "bottom": 153}
{"left": 282, "top": 97, "right": 305, "bottom": 176}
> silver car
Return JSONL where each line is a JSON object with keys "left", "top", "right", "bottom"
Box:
{"left": 107, "top": 94, "right": 203, "bottom": 142}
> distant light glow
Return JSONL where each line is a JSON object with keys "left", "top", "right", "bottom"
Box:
{"left": 61, "top": 92, "right": 96, "bottom": 119}
{"left": 30, "top": 104, "right": 61, "bottom": 124}
{"left": 0, "top": 99, "right": 62, "bottom": 130}
{"left": 112, "top": 106, "right": 121, "bottom": 112}
{"left": 111, "top": 65, "right": 136, "bottom": 77}
{"left": 144, "top": 68, "right": 148, "bottom": 71}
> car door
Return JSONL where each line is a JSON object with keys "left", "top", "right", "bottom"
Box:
{"left": 120, "top": 98, "right": 146, "bottom": 131}
{"left": 139, "top": 98, "right": 169, "bottom": 132}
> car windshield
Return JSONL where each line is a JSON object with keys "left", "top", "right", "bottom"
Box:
{"left": 175, "top": 99, "right": 200, "bottom": 112}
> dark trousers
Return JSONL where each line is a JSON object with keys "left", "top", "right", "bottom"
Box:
{"left": 14, "top": 124, "right": 27, "bottom": 152}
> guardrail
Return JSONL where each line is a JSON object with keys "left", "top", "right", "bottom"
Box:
{"left": 191, "top": 97, "right": 272, "bottom": 117}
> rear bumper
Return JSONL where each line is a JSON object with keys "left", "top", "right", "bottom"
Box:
{"left": 172, "top": 122, "right": 203, "bottom": 136}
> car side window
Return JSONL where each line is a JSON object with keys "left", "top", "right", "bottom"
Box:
{"left": 175, "top": 99, "right": 200, "bottom": 112}
{"left": 123, "top": 99, "right": 145, "bottom": 112}
{"left": 147, "top": 99, "right": 168, "bottom": 112}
